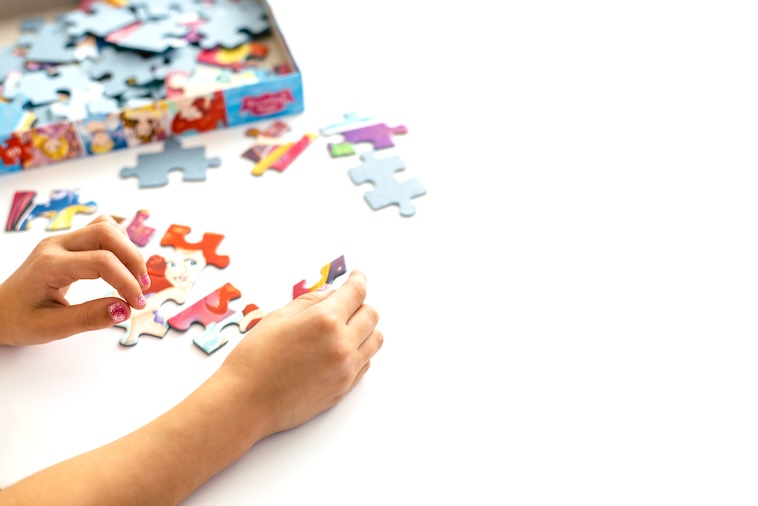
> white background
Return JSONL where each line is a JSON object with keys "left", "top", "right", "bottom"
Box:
{"left": 1, "top": 1, "right": 758, "bottom": 505}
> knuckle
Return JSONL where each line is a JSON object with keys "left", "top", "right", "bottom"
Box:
{"left": 77, "top": 307, "right": 100, "bottom": 331}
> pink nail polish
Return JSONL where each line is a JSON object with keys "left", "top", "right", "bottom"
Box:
{"left": 141, "top": 274, "right": 151, "bottom": 287}
{"left": 138, "top": 294, "right": 146, "bottom": 307}
{"left": 108, "top": 302, "right": 128, "bottom": 323}
{"left": 317, "top": 283, "right": 331, "bottom": 291}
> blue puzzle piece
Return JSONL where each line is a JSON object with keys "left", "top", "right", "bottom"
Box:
{"left": 83, "top": 46, "right": 165, "bottom": 98}
{"left": 115, "top": 16, "right": 190, "bottom": 53}
{"left": 60, "top": 3, "right": 137, "bottom": 39}
{"left": 4, "top": 64, "right": 95, "bottom": 106}
{"left": 196, "top": 0, "right": 270, "bottom": 49}
{"left": 0, "top": 46, "right": 24, "bottom": 84}
{"left": 17, "top": 22, "right": 77, "bottom": 64}
{"left": 121, "top": 137, "right": 221, "bottom": 188}
{"left": 128, "top": 0, "right": 201, "bottom": 20}
{"left": 348, "top": 151, "right": 426, "bottom": 217}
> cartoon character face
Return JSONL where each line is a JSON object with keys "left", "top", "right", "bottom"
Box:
{"left": 91, "top": 130, "right": 114, "bottom": 153}
{"left": 164, "top": 248, "right": 207, "bottom": 290}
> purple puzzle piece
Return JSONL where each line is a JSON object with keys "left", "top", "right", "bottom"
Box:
{"left": 327, "top": 123, "right": 408, "bottom": 157}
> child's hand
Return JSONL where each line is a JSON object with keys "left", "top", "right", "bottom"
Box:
{"left": 218, "top": 269, "right": 384, "bottom": 440}
{"left": 0, "top": 215, "right": 149, "bottom": 345}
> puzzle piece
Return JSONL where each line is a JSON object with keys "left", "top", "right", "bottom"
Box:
{"left": 117, "top": 224, "right": 230, "bottom": 346}
{"left": 293, "top": 255, "right": 347, "bottom": 299}
{"left": 348, "top": 152, "right": 426, "bottom": 217}
{"left": 0, "top": 46, "right": 24, "bottom": 84}
{"left": 327, "top": 122, "right": 408, "bottom": 157}
{"left": 82, "top": 46, "right": 165, "bottom": 98}
{"left": 18, "top": 189, "right": 97, "bottom": 231}
{"left": 0, "top": 96, "right": 35, "bottom": 137}
{"left": 17, "top": 22, "right": 78, "bottom": 64}
{"left": 252, "top": 133, "right": 316, "bottom": 176}
{"left": 4, "top": 64, "right": 95, "bottom": 107}
{"left": 196, "top": 0, "right": 270, "bottom": 49}
{"left": 5, "top": 190, "right": 35, "bottom": 231}
{"left": 120, "top": 137, "right": 221, "bottom": 188}
{"left": 167, "top": 282, "right": 241, "bottom": 331}
{"left": 193, "top": 302, "right": 264, "bottom": 354}
{"left": 128, "top": 0, "right": 201, "bottom": 20}
{"left": 114, "top": 16, "right": 190, "bottom": 53}
{"left": 197, "top": 41, "right": 268, "bottom": 70}
{"left": 161, "top": 223, "right": 230, "bottom": 269}
{"left": 126, "top": 209, "right": 156, "bottom": 246}
{"left": 60, "top": 2, "right": 137, "bottom": 39}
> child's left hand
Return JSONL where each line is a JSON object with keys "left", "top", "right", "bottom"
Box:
{"left": 0, "top": 215, "right": 150, "bottom": 346}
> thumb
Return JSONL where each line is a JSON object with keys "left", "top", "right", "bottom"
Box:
{"left": 48, "top": 298, "right": 132, "bottom": 338}
{"left": 281, "top": 284, "right": 334, "bottom": 317}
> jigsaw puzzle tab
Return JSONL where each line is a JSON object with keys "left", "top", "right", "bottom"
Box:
{"left": 348, "top": 152, "right": 425, "bottom": 217}
{"left": 293, "top": 255, "right": 347, "bottom": 299}
{"left": 193, "top": 302, "right": 265, "bottom": 354}
{"left": 160, "top": 223, "right": 231, "bottom": 269}
{"left": 120, "top": 137, "right": 221, "bottom": 188}
{"left": 167, "top": 282, "right": 241, "bottom": 331}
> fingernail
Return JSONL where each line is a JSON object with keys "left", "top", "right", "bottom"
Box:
{"left": 317, "top": 283, "right": 331, "bottom": 291}
{"left": 141, "top": 274, "right": 151, "bottom": 287}
{"left": 108, "top": 302, "right": 128, "bottom": 323}
{"left": 137, "top": 294, "right": 146, "bottom": 307}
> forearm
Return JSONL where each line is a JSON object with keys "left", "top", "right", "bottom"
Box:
{"left": 0, "top": 370, "right": 266, "bottom": 506}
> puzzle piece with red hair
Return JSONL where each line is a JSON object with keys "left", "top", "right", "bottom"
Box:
{"left": 192, "top": 302, "right": 265, "bottom": 354}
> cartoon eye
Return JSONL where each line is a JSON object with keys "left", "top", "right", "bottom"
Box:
{"left": 167, "top": 261, "right": 176, "bottom": 268}
{"left": 185, "top": 259, "right": 197, "bottom": 267}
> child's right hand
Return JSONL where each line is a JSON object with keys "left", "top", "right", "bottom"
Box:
{"left": 218, "top": 269, "right": 384, "bottom": 442}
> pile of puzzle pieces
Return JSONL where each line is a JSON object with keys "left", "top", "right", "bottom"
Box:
{"left": 0, "top": 0, "right": 299, "bottom": 172}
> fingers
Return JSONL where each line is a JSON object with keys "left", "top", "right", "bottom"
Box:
{"left": 281, "top": 282, "right": 336, "bottom": 316}
{"left": 320, "top": 270, "right": 368, "bottom": 321}
{"left": 346, "top": 302, "right": 379, "bottom": 348}
{"left": 56, "top": 250, "right": 146, "bottom": 309}
{"left": 58, "top": 216, "right": 150, "bottom": 291}
{"left": 43, "top": 297, "right": 132, "bottom": 339}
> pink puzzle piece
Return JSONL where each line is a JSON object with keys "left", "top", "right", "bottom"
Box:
{"left": 293, "top": 255, "right": 347, "bottom": 299}
{"left": 167, "top": 282, "right": 242, "bottom": 331}
{"left": 193, "top": 302, "right": 265, "bottom": 354}
{"left": 126, "top": 209, "right": 156, "bottom": 247}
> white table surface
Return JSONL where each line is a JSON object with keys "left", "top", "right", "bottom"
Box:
{"left": 1, "top": 1, "right": 758, "bottom": 504}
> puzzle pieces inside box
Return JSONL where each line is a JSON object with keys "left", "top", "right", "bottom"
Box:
{"left": 60, "top": 2, "right": 137, "bottom": 39}
{"left": 348, "top": 152, "right": 426, "bottom": 217}
{"left": 17, "top": 189, "right": 97, "bottom": 231}
{"left": 121, "top": 137, "right": 221, "bottom": 188}
{"left": 167, "top": 282, "right": 241, "bottom": 331}
{"left": 293, "top": 255, "right": 347, "bottom": 299}
{"left": 17, "top": 21, "right": 78, "bottom": 64}
{"left": 193, "top": 302, "right": 265, "bottom": 354}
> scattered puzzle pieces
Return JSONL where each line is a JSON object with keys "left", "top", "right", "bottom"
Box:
{"left": 121, "top": 136, "right": 221, "bottom": 188}
{"left": 251, "top": 133, "right": 316, "bottom": 176}
{"left": 293, "top": 255, "right": 347, "bottom": 299}
{"left": 348, "top": 152, "right": 426, "bottom": 217}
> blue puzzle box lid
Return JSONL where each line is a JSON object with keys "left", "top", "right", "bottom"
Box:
{"left": 0, "top": 0, "right": 304, "bottom": 174}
